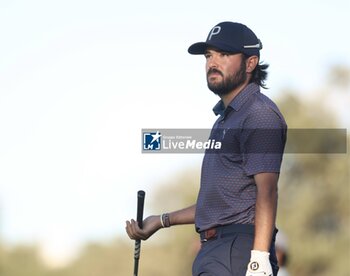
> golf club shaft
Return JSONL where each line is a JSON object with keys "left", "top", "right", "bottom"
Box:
{"left": 133, "top": 190, "right": 145, "bottom": 276}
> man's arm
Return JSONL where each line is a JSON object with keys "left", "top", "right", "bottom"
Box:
{"left": 253, "top": 172, "right": 278, "bottom": 251}
{"left": 245, "top": 173, "right": 278, "bottom": 276}
{"left": 125, "top": 204, "right": 196, "bottom": 241}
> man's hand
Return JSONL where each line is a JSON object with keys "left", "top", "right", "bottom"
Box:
{"left": 125, "top": 215, "right": 162, "bottom": 241}
{"left": 245, "top": 250, "right": 272, "bottom": 276}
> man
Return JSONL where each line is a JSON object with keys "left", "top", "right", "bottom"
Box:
{"left": 275, "top": 231, "right": 290, "bottom": 276}
{"left": 126, "top": 21, "right": 287, "bottom": 276}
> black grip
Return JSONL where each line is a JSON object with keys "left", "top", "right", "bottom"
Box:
{"left": 136, "top": 190, "right": 145, "bottom": 229}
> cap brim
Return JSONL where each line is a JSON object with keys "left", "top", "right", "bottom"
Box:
{"left": 188, "top": 42, "right": 241, "bottom": 55}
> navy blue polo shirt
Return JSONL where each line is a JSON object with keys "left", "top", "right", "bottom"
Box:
{"left": 195, "top": 83, "right": 287, "bottom": 232}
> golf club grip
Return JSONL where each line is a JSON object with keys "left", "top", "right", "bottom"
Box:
{"left": 136, "top": 190, "right": 145, "bottom": 228}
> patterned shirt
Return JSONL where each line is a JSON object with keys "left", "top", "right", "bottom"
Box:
{"left": 195, "top": 83, "right": 287, "bottom": 232}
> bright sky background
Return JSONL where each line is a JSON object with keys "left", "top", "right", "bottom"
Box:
{"left": 0, "top": 0, "right": 349, "bottom": 266}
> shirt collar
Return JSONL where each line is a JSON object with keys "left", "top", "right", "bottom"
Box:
{"left": 212, "top": 83, "right": 260, "bottom": 116}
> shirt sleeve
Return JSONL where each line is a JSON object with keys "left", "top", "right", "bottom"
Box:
{"left": 241, "top": 106, "right": 287, "bottom": 176}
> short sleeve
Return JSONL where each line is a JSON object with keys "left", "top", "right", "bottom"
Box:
{"left": 241, "top": 106, "right": 287, "bottom": 176}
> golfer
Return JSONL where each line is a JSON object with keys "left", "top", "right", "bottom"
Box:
{"left": 126, "top": 21, "right": 287, "bottom": 276}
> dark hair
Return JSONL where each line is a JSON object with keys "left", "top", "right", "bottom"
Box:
{"left": 243, "top": 55, "right": 269, "bottom": 89}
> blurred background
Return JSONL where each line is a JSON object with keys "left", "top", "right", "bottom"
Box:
{"left": 0, "top": 0, "right": 349, "bottom": 275}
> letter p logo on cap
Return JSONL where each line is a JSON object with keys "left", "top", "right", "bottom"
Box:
{"left": 208, "top": 26, "right": 221, "bottom": 41}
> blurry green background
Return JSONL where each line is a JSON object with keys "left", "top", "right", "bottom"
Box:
{"left": 0, "top": 0, "right": 349, "bottom": 275}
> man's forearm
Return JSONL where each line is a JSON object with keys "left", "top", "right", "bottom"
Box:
{"left": 253, "top": 173, "right": 278, "bottom": 251}
{"left": 168, "top": 204, "right": 196, "bottom": 226}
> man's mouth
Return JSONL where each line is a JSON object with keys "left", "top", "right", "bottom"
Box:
{"left": 207, "top": 69, "right": 223, "bottom": 78}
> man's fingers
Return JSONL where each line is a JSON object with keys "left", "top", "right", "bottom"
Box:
{"left": 125, "top": 215, "right": 160, "bottom": 241}
{"left": 125, "top": 220, "right": 138, "bottom": 239}
{"left": 125, "top": 220, "right": 134, "bottom": 239}
{"left": 125, "top": 219, "right": 145, "bottom": 240}
{"left": 130, "top": 219, "right": 139, "bottom": 235}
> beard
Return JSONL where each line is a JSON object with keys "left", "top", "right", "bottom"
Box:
{"left": 207, "top": 60, "right": 247, "bottom": 96}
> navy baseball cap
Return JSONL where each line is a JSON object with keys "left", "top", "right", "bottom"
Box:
{"left": 188, "top": 21, "right": 262, "bottom": 57}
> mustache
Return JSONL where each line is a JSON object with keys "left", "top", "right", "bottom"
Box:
{"left": 207, "top": 68, "right": 224, "bottom": 78}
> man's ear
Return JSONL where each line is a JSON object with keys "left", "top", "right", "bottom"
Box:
{"left": 246, "top": 56, "right": 259, "bottom": 73}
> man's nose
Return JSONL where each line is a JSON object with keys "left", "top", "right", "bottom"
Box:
{"left": 207, "top": 55, "right": 219, "bottom": 69}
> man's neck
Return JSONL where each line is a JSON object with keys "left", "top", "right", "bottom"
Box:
{"left": 220, "top": 81, "right": 249, "bottom": 108}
